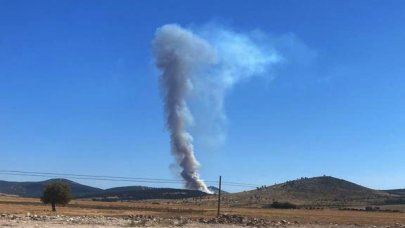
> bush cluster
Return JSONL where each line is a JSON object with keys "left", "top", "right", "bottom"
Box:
{"left": 264, "top": 201, "right": 297, "bottom": 209}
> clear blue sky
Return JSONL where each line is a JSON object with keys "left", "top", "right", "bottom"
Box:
{"left": 0, "top": 0, "right": 404, "bottom": 191}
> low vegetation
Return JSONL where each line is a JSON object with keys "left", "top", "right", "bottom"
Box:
{"left": 264, "top": 201, "right": 298, "bottom": 209}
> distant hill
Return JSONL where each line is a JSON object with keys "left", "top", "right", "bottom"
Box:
{"left": 1, "top": 176, "right": 404, "bottom": 206}
{"left": 89, "top": 186, "right": 207, "bottom": 201}
{"left": 222, "top": 176, "right": 394, "bottom": 207}
{"left": 0, "top": 179, "right": 208, "bottom": 200}
{"left": 0, "top": 179, "right": 101, "bottom": 198}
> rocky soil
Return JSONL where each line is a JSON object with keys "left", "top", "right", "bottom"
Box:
{"left": 1, "top": 213, "right": 405, "bottom": 227}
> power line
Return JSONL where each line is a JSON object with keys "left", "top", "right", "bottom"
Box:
{"left": 0, "top": 170, "right": 258, "bottom": 187}
{"left": 0, "top": 172, "right": 257, "bottom": 188}
{"left": 0, "top": 169, "right": 259, "bottom": 188}
{"left": 0, "top": 170, "right": 185, "bottom": 183}
{"left": 0, "top": 172, "right": 186, "bottom": 184}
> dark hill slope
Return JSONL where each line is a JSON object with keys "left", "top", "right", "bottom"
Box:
{"left": 224, "top": 176, "right": 391, "bottom": 207}
{"left": 0, "top": 179, "right": 208, "bottom": 200}
{"left": 88, "top": 186, "right": 207, "bottom": 201}
{"left": 0, "top": 179, "right": 102, "bottom": 198}
{"left": 383, "top": 189, "right": 405, "bottom": 196}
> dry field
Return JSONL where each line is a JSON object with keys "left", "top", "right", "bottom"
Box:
{"left": 1, "top": 196, "right": 405, "bottom": 227}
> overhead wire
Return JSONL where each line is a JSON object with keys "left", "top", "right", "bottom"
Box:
{"left": 0, "top": 169, "right": 259, "bottom": 188}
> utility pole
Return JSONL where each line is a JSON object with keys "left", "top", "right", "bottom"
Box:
{"left": 217, "top": 175, "right": 222, "bottom": 216}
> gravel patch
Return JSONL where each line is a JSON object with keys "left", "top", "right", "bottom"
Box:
{"left": 1, "top": 213, "right": 405, "bottom": 227}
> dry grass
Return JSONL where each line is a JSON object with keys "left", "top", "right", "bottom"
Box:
{"left": 1, "top": 196, "right": 405, "bottom": 226}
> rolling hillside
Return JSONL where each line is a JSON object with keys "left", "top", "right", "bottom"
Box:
{"left": 1, "top": 176, "right": 404, "bottom": 206}
{"left": 89, "top": 187, "right": 207, "bottom": 201}
{"left": 0, "top": 179, "right": 208, "bottom": 200}
{"left": 0, "top": 179, "right": 101, "bottom": 198}
{"left": 222, "top": 176, "right": 394, "bottom": 207}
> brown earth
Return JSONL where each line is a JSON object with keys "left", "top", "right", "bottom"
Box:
{"left": 1, "top": 196, "right": 405, "bottom": 227}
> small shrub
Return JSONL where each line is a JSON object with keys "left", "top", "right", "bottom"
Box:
{"left": 264, "top": 201, "right": 297, "bottom": 209}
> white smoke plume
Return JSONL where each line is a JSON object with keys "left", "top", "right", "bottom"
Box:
{"left": 153, "top": 24, "right": 280, "bottom": 192}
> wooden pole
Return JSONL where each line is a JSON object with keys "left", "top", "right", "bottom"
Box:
{"left": 217, "top": 175, "right": 222, "bottom": 216}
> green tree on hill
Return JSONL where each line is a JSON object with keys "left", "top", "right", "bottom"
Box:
{"left": 41, "top": 181, "right": 72, "bottom": 211}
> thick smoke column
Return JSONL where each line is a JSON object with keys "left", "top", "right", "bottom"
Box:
{"left": 153, "top": 24, "right": 215, "bottom": 192}
{"left": 153, "top": 24, "right": 281, "bottom": 192}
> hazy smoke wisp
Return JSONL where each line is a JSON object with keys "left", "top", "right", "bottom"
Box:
{"left": 153, "top": 24, "right": 280, "bottom": 192}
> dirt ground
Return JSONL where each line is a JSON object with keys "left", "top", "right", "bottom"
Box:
{"left": 1, "top": 196, "right": 405, "bottom": 227}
